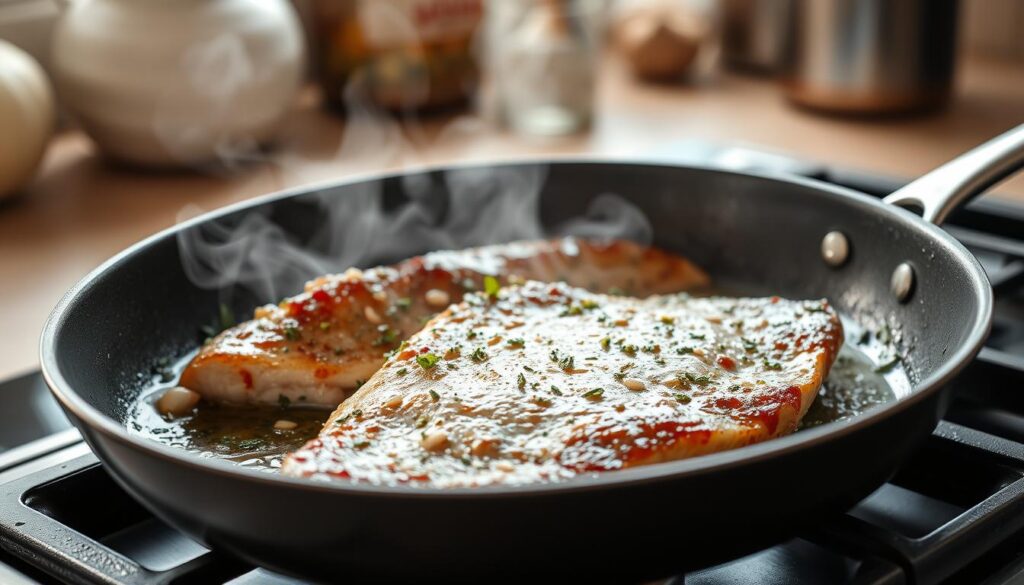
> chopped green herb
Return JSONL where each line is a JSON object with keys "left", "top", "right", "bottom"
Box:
{"left": 683, "top": 372, "right": 710, "bottom": 385}
{"left": 582, "top": 388, "right": 604, "bottom": 399}
{"left": 429, "top": 389, "right": 440, "bottom": 402}
{"left": 523, "top": 365, "right": 537, "bottom": 373}
{"left": 467, "top": 330, "right": 478, "bottom": 340}
{"left": 742, "top": 338, "right": 758, "bottom": 352}
{"left": 416, "top": 353, "right": 440, "bottom": 370}
{"left": 581, "top": 299, "right": 599, "bottom": 310}
{"left": 622, "top": 344, "right": 638, "bottom": 357}
{"left": 558, "top": 355, "right": 575, "bottom": 371}
{"left": 355, "top": 379, "right": 366, "bottom": 389}
{"left": 533, "top": 396, "right": 552, "bottom": 407}
{"left": 517, "top": 373, "right": 527, "bottom": 389}
{"left": 395, "top": 297, "right": 412, "bottom": 311}
{"left": 674, "top": 393, "right": 692, "bottom": 404}
{"left": 219, "top": 303, "right": 235, "bottom": 331}
{"left": 660, "top": 316, "right": 675, "bottom": 325}
{"left": 484, "top": 275, "right": 501, "bottom": 299}
{"left": 397, "top": 367, "right": 408, "bottom": 376}
{"left": 373, "top": 327, "right": 397, "bottom": 347}
{"left": 283, "top": 326, "right": 300, "bottom": 341}
{"left": 559, "top": 305, "right": 583, "bottom": 317}
{"left": 277, "top": 394, "right": 291, "bottom": 408}
{"left": 470, "top": 347, "right": 489, "bottom": 362}
{"left": 858, "top": 331, "right": 872, "bottom": 345}
{"left": 689, "top": 333, "right": 705, "bottom": 340}
{"left": 675, "top": 346, "right": 694, "bottom": 355}
{"left": 763, "top": 359, "right": 782, "bottom": 371}
{"left": 507, "top": 338, "right": 525, "bottom": 348}
{"left": 600, "top": 337, "right": 611, "bottom": 351}
{"left": 550, "top": 385, "right": 563, "bottom": 396}
{"left": 416, "top": 415, "right": 430, "bottom": 428}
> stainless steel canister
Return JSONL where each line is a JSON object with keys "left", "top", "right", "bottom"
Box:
{"left": 784, "top": 0, "right": 958, "bottom": 115}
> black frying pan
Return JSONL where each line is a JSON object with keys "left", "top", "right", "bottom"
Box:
{"left": 40, "top": 126, "right": 1024, "bottom": 583}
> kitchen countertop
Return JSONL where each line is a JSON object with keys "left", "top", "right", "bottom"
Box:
{"left": 2, "top": 55, "right": 1023, "bottom": 381}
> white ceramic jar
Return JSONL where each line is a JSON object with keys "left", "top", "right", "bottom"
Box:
{"left": 51, "top": 0, "right": 305, "bottom": 168}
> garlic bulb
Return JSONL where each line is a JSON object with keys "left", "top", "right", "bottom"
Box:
{"left": 0, "top": 40, "right": 55, "bottom": 200}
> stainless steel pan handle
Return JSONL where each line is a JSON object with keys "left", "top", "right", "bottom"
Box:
{"left": 884, "top": 124, "right": 1024, "bottom": 225}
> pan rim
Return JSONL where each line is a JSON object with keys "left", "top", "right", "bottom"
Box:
{"left": 39, "top": 158, "right": 994, "bottom": 499}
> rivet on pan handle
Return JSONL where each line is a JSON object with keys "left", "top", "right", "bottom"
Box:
{"left": 890, "top": 263, "right": 915, "bottom": 303}
{"left": 821, "top": 231, "right": 850, "bottom": 267}
{"left": 883, "top": 124, "right": 1024, "bottom": 226}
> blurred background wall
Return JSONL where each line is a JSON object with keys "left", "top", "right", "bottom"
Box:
{"left": 1, "top": 0, "right": 1022, "bottom": 82}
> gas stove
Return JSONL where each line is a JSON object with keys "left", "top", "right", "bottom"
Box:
{"left": 1, "top": 145, "right": 1023, "bottom": 584}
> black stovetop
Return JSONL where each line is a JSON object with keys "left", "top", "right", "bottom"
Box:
{"left": 2, "top": 144, "right": 1024, "bottom": 585}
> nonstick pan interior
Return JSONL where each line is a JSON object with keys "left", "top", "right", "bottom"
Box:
{"left": 41, "top": 161, "right": 991, "bottom": 582}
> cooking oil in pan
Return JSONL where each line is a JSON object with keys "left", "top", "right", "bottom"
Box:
{"left": 129, "top": 356, "right": 331, "bottom": 473}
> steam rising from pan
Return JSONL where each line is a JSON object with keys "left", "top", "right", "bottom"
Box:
{"left": 177, "top": 165, "right": 652, "bottom": 304}
{"left": 170, "top": 14, "right": 651, "bottom": 305}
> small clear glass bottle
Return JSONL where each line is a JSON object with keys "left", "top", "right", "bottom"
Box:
{"left": 485, "top": 0, "right": 607, "bottom": 136}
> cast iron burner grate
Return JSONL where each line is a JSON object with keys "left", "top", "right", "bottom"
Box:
{"left": 2, "top": 149, "right": 1024, "bottom": 584}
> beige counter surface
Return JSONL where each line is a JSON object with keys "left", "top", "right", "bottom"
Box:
{"left": 2, "top": 56, "right": 1023, "bottom": 380}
